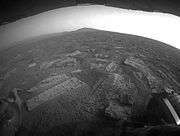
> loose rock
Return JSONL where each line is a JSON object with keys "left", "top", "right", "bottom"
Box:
{"left": 105, "top": 99, "right": 131, "bottom": 119}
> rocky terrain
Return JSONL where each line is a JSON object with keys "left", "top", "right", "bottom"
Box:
{"left": 0, "top": 28, "right": 180, "bottom": 135}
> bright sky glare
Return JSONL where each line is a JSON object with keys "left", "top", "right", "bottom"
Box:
{"left": 0, "top": 5, "right": 180, "bottom": 49}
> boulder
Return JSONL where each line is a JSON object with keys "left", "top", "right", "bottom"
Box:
{"left": 105, "top": 99, "right": 131, "bottom": 119}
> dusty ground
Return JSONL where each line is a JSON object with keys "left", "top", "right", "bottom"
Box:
{"left": 0, "top": 28, "right": 180, "bottom": 135}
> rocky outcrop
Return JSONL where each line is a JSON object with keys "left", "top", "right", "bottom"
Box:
{"left": 27, "top": 74, "right": 69, "bottom": 93}
{"left": 124, "top": 57, "right": 147, "bottom": 73}
{"left": 106, "top": 62, "right": 118, "bottom": 72}
{"left": 40, "top": 59, "right": 60, "bottom": 69}
{"left": 91, "top": 73, "right": 136, "bottom": 120}
{"left": 106, "top": 73, "right": 136, "bottom": 103}
{"left": 26, "top": 77, "right": 89, "bottom": 111}
{"left": 28, "top": 63, "right": 36, "bottom": 68}
{"left": 124, "top": 56, "right": 161, "bottom": 90}
{"left": 66, "top": 50, "right": 82, "bottom": 57}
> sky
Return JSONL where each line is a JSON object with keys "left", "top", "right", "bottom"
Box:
{"left": 0, "top": 5, "right": 180, "bottom": 49}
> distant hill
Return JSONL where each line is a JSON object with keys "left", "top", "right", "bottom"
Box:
{"left": 0, "top": 31, "right": 69, "bottom": 52}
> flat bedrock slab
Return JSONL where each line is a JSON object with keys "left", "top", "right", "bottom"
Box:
{"left": 26, "top": 77, "right": 87, "bottom": 111}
